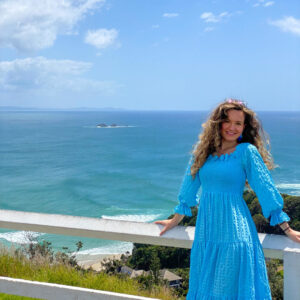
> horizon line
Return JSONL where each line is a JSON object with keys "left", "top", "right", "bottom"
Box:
{"left": 0, "top": 106, "right": 299, "bottom": 112}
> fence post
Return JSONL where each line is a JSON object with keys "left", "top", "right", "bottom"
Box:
{"left": 283, "top": 248, "right": 300, "bottom": 300}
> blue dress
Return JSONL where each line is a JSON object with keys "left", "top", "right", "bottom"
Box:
{"left": 174, "top": 142, "right": 290, "bottom": 299}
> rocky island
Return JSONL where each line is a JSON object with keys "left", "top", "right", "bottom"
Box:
{"left": 97, "top": 123, "right": 129, "bottom": 128}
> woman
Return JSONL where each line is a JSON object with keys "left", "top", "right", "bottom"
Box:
{"left": 154, "top": 99, "right": 300, "bottom": 299}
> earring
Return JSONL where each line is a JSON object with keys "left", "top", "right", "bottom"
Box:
{"left": 237, "top": 134, "right": 243, "bottom": 142}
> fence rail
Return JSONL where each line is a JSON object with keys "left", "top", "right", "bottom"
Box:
{"left": 0, "top": 276, "right": 159, "bottom": 300}
{"left": 0, "top": 209, "right": 299, "bottom": 299}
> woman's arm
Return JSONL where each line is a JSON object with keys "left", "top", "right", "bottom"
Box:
{"left": 173, "top": 156, "right": 201, "bottom": 217}
{"left": 279, "top": 221, "right": 291, "bottom": 233}
{"left": 279, "top": 221, "right": 300, "bottom": 243}
{"left": 242, "top": 144, "right": 300, "bottom": 243}
{"left": 154, "top": 157, "right": 200, "bottom": 236}
{"left": 242, "top": 144, "right": 290, "bottom": 226}
{"left": 173, "top": 212, "right": 185, "bottom": 224}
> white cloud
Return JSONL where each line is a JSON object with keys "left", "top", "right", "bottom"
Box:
{"left": 0, "top": 57, "right": 118, "bottom": 94}
{"left": 269, "top": 16, "right": 300, "bottom": 37}
{"left": 264, "top": 1, "right": 274, "bottom": 7}
{"left": 162, "top": 13, "right": 179, "bottom": 18}
{"left": 0, "top": 0, "right": 104, "bottom": 52}
{"left": 200, "top": 11, "right": 242, "bottom": 32}
{"left": 84, "top": 28, "right": 119, "bottom": 49}
{"left": 219, "top": 12, "right": 229, "bottom": 18}
{"left": 200, "top": 11, "right": 229, "bottom": 23}
{"left": 253, "top": 0, "right": 275, "bottom": 7}
{"left": 201, "top": 12, "right": 218, "bottom": 23}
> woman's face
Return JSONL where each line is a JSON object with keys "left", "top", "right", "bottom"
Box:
{"left": 220, "top": 109, "right": 245, "bottom": 143}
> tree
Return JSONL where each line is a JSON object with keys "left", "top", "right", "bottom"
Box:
{"left": 149, "top": 249, "right": 161, "bottom": 284}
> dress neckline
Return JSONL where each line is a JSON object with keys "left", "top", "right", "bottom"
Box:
{"left": 209, "top": 143, "right": 243, "bottom": 160}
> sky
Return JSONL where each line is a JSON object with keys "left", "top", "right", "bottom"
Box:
{"left": 0, "top": 0, "right": 299, "bottom": 111}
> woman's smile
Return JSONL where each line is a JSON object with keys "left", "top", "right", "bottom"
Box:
{"left": 225, "top": 131, "right": 237, "bottom": 136}
{"left": 220, "top": 109, "right": 245, "bottom": 143}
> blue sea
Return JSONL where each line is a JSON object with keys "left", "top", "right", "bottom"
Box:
{"left": 0, "top": 110, "right": 299, "bottom": 256}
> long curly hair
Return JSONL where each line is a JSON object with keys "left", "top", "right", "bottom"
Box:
{"left": 190, "top": 99, "right": 275, "bottom": 184}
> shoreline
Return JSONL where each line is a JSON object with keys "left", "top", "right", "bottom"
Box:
{"left": 75, "top": 251, "right": 132, "bottom": 272}
{"left": 0, "top": 241, "right": 132, "bottom": 272}
{"left": 0, "top": 241, "right": 131, "bottom": 272}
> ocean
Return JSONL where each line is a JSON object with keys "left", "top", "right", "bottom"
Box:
{"left": 0, "top": 110, "right": 299, "bottom": 255}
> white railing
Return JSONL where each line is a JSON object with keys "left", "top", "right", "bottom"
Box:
{"left": 0, "top": 276, "right": 158, "bottom": 300}
{"left": 0, "top": 209, "right": 299, "bottom": 299}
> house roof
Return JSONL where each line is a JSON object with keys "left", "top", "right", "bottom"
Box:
{"left": 120, "top": 266, "right": 182, "bottom": 281}
{"left": 159, "top": 269, "right": 182, "bottom": 281}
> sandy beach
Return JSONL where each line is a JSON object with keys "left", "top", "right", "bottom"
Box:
{"left": 75, "top": 252, "right": 131, "bottom": 272}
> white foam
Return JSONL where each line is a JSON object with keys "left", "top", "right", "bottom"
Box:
{"left": 82, "top": 125, "right": 137, "bottom": 129}
{"left": 277, "top": 183, "right": 300, "bottom": 190}
{"left": 96, "top": 125, "right": 137, "bottom": 128}
{"left": 101, "top": 213, "right": 162, "bottom": 223}
{"left": 76, "top": 214, "right": 162, "bottom": 257}
{"left": 75, "top": 242, "right": 133, "bottom": 256}
{"left": 0, "top": 231, "right": 44, "bottom": 244}
{"left": 277, "top": 183, "right": 300, "bottom": 195}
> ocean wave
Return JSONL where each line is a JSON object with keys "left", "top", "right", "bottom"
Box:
{"left": 96, "top": 125, "right": 137, "bottom": 128}
{"left": 83, "top": 125, "right": 137, "bottom": 128}
{"left": 76, "top": 214, "right": 162, "bottom": 257}
{"left": 0, "top": 231, "right": 44, "bottom": 244}
{"left": 75, "top": 241, "right": 133, "bottom": 256}
{"left": 277, "top": 183, "right": 300, "bottom": 189}
{"left": 101, "top": 213, "right": 162, "bottom": 223}
{"left": 277, "top": 183, "right": 300, "bottom": 195}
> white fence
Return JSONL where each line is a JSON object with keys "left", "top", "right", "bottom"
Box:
{"left": 0, "top": 209, "right": 299, "bottom": 299}
{"left": 0, "top": 276, "right": 159, "bottom": 300}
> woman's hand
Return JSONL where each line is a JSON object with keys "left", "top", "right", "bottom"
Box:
{"left": 284, "top": 228, "right": 300, "bottom": 243}
{"left": 154, "top": 217, "right": 180, "bottom": 236}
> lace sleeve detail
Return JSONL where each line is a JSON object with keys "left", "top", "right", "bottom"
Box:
{"left": 173, "top": 156, "right": 201, "bottom": 217}
{"left": 242, "top": 143, "right": 290, "bottom": 226}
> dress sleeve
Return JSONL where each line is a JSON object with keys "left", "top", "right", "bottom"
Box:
{"left": 242, "top": 143, "right": 290, "bottom": 226}
{"left": 173, "top": 156, "right": 201, "bottom": 217}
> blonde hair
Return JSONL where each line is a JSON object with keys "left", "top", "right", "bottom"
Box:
{"left": 190, "top": 99, "right": 275, "bottom": 186}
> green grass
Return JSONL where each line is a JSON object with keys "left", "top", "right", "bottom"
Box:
{"left": 0, "top": 294, "right": 40, "bottom": 300}
{"left": 0, "top": 248, "right": 178, "bottom": 300}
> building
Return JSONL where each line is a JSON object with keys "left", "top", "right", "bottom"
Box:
{"left": 120, "top": 266, "right": 183, "bottom": 287}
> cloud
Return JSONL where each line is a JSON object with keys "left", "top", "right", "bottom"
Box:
{"left": 162, "top": 13, "right": 179, "bottom": 18}
{"left": 200, "top": 11, "right": 242, "bottom": 32}
{"left": 269, "top": 16, "right": 300, "bottom": 37}
{"left": 0, "top": 0, "right": 105, "bottom": 52}
{"left": 253, "top": 0, "right": 275, "bottom": 7}
{"left": 85, "top": 28, "right": 119, "bottom": 50}
{"left": 0, "top": 57, "right": 118, "bottom": 94}
{"left": 152, "top": 24, "right": 160, "bottom": 29}
{"left": 200, "top": 11, "right": 229, "bottom": 23}
{"left": 264, "top": 1, "right": 274, "bottom": 7}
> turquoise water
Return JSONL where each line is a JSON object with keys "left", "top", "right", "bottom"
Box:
{"left": 0, "top": 111, "right": 299, "bottom": 255}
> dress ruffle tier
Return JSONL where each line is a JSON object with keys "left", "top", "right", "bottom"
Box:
{"left": 188, "top": 241, "right": 271, "bottom": 299}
